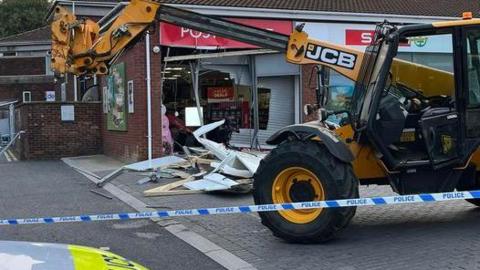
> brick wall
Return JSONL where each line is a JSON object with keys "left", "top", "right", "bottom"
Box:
{"left": 0, "top": 82, "right": 55, "bottom": 102}
{"left": 0, "top": 57, "right": 45, "bottom": 76}
{"left": 98, "top": 31, "right": 163, "bottom": 163}
{"left": 0, "top": 56, "right": 55, "bottom": 102}
{"left": 13, "top": 102, "right": 102, "bottom": 160}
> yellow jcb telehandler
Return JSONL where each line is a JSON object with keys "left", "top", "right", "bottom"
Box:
{"left": 50, "top": 1, "right": 480, "bottom": 242}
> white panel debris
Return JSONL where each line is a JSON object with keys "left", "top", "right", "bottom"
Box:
{"left": 124, "top": 156, "right": 187, "bottom": 171}
{"left": 192, "top": 120, "right": 264, "bottom": 174}
{"left": 183, "top": 173, "right": 240, "bottom": 191}
{"left": 143, "top": 120, "right": 269, "bottom": 195}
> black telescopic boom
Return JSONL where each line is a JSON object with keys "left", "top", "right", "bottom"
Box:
{"left": 157, "top": 5, "right": 290, "bottom": 51}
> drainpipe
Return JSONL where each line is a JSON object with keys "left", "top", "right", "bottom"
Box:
{"left": 73, "top": 75, "right": 78, "bottom": 101}
{"left": 146, "top": 31, "right": 153, "bottom": 166}
{"left": 9, "top": 103, "right": 14, "bottom": 141}
{"left": 72, "top": 2, "right": 78, "bottom": 102}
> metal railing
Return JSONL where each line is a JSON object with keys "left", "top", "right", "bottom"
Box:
{"left": 0, "top": 131, "right": 25, "bottom": 158}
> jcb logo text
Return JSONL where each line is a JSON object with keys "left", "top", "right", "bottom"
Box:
{"left": 305, "top": 44, "right": 357, "bottom": 70}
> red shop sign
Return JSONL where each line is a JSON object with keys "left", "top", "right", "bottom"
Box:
{"left": 160, "top": 19, "right": 292, "bottom": 49}
{"left": 346, "top": 29, "right": 410, "bottom": 46}
{"left": 207, "top": 87, "right": 234, "bottom": 99}
{"left": 345, "top": 29, "right": 375, "bottom": 46}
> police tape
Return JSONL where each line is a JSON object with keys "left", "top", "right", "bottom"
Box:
{"left": 2, "top": 190, "right": 480, "bottom": 226}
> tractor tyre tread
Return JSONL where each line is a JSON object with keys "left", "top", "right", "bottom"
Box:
{"left": 253, "top": 140, "right": 358, "bottom": 243}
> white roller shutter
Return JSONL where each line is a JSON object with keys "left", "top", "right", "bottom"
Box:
{"left": 231, "top": 76, "right": 295, "bottom": 147}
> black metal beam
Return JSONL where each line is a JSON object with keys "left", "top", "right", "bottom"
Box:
{"left": 157, "top": 5, "right": 289, "bottom": 51}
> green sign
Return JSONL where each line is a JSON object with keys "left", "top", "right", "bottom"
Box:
{"left": 107, "top": 63, "right": 128, "bottom": 131}
{"left": 412, "top": 37, "right": 428, "bottom": 47}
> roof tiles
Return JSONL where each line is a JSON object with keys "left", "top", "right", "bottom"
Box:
{"left": 61, "top": 0, "right": 480, "bottom": 18}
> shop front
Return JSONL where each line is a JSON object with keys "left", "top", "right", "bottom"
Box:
{"left": 159, "top": 19, "right": 300, "bottom": 149}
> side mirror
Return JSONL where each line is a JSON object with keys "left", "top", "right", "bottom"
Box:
{"left": 319, "top": 108, "right": 352, "bottom": 123}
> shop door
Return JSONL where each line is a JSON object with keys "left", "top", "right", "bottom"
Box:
{"left": 231, "top": 76, "right": 295, "bottom": 147}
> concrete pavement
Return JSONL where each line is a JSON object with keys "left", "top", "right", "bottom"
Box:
{"left": 0, "top": 161, "right": 224, "bottom": 270}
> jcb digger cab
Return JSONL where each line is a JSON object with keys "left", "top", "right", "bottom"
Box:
{"left": 349, "top": 21, "right": 480, "bottom": 193}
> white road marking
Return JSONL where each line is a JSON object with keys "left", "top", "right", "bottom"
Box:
{"left": 4, "top": 151, "right": 11, "bottom": 162}
{"left": 7, "top": 150, "right": 17, "bottom": 161}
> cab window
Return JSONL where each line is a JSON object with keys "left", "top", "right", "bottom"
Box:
{"left": 325, "top": 69, "right": 354, "bottom": 125}
{"left": 466, "top": 28, "right": 480, "bottom": 108}
{"left": 374, "top": 30, "right": 456, "bottom": 163}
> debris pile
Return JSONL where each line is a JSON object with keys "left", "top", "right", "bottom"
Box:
{"left": 142, "top": 120, "right": 266, "bottom": 197}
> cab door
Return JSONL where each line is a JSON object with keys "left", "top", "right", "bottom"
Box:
{"left": 461, "top": 26, "right": 480, "bottom": 157}
{"left": 412, "top": 28, "right": 461, "bottom": 168}
{"left": 419, "top": 109, "right": 461, "bottom": 167}
{"left": 363, "top": 25, "right": 463, "bottom": 169}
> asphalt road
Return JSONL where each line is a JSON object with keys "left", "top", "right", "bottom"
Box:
{"left": 0, "top": 161, "right": 224, "bottom": 270}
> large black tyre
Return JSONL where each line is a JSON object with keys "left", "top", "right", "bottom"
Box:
{"left": 253, "top": 140, "right": 359, "bottom": 243}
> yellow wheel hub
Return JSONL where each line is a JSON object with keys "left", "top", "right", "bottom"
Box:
{"left": 272, "top": 167, "right": 325, "bottom": 224}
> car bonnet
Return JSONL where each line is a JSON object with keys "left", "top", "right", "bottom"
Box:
{"left": 0, "top": 241, "right": 148, "bottom": 270}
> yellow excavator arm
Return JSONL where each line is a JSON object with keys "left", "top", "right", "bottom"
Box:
{"left": 51, "top": 0, "right": 159, "bottom": 75}
{"left": 50, "top": 0, "right": 365, "bottom": 80}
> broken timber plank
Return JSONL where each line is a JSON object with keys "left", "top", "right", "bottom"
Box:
{"left": 143, "top": 177, "right": 195, "bottom": 197}
{"left": 191, "top": 157, "right": 216, "bottom": 165}
{"left": 167, "top": 169, "right": 192, "bottom": 179}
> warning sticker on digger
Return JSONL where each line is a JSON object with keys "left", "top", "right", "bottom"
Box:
{"left": 0, "top": 190, "right": 478, "bottom": 226}
{"left": 441, "top": 134, "right": 454, "bottom": 154}
{"left": 400, "top": 128, "right": 416, "bottom": 142}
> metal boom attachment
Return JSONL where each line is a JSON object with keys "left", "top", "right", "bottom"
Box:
{"left": 156, "top": 5, "right": 289, "bottom": 51}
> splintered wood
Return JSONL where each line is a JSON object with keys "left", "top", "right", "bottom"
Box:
{"left": 143, "top": 177, "right": 203, "bottom": 197}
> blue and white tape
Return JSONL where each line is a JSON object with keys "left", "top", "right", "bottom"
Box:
{"left": 2, "top": 190, "right": 480, "bottom": 226}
